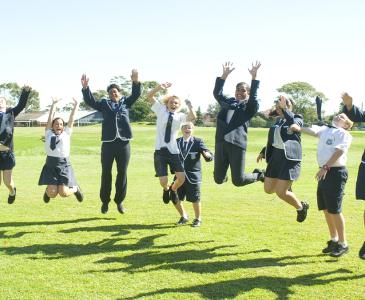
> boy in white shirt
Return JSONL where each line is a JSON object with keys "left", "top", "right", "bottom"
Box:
{"left": 301, "top": 113, "right": 353, "bottom": 257}
{"left": 147, "top": 83, "right": 196, "bottom": 205}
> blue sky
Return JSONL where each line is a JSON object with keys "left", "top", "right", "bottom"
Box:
{"left": 1, "top": 0, "right": 364, "bottom": 113}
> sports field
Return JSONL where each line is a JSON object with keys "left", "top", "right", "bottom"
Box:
{"left": 1, "top": 125, "right": 364, "bottom": 299}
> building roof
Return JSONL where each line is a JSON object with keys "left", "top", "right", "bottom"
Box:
{"left": 16, "top": 110, "right": 97, "bottom": 122}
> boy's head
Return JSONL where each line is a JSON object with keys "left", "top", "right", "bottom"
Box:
{"left": 235, "top": 82, "right": 250, "bottom": 100}
{"left": 52, "top": 117, "right": 65, "bottom": 135}
{"left": 163, "top": 95, "right": 182, "bottom": 113}
{"left": 0, "top": 97, "right": 7, "bottom": 112}
{"left": 107, "top": 83, "right": 122, "bottom": 102}
{"left": 181, "top": 122, "right": 194, "bottom": 137}
{"left": 332, "top": 113, "right": 353, "bottom": 130}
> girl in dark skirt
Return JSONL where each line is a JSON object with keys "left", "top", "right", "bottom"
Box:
{"left": 38, "top": 97, "right": 83, "bottom": 203}
{"left": 257, "top": 96, "right": 309, "bottom": 222}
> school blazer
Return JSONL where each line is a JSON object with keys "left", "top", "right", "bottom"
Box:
{"left": 265, "top": 110, "right": 303, "bottom": 162}
{"left": 177, "top": 137, "right": 213, "bottom": 184}
{"left": 0, "top": 88, "right": 30, "bottom": 151}
{"left": 213, "top": 78, "right": 260, "bottom": 150}
{"left": 343, "top": 104, "right": 365, "bottom": 122}
{"left": 82, "top": 82, "right": 141, "bottom": 142}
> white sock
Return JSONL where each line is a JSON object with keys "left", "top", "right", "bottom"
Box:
{"left": 9, "top": 189, "right": 16, "bottom": 196}
{"left": 339, "top": 241, "right": 348, "bottom": 247}
{"left": 331, "top": 237, "right": 339, "bottom": 242}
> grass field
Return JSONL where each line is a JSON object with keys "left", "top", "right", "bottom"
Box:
{"left": 1, "top": 125, "right": 365, "bottom": 299}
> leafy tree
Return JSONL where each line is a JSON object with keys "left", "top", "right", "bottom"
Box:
{"left": 277, "top": 82, "right": 327, "bottom": 124}
{"left": 195, "top": 106, "right": 204, "bottom": 126}
{"left": 0, "top": 82, "right": 40, "bottom": 112}
{"left": 206, "top": 102, "right": 220, "bottom": 122}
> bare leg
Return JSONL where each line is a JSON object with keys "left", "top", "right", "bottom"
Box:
{"left": 3, "top": 170, "right": 15, "bottom": 194}
{"left": 324, "top": 210, "right": 338, "bottom": 239}
{"left": 58, "top": 185, "right": 77, "bottom": 197}
{"left": 173, "top": 200, "right": 186, "bottom": 217}
{"left": 193, "top": 202, "right": 201, "bottom": 220}
{"left": 331, "top": 212, "right": 346, "bottom": 244}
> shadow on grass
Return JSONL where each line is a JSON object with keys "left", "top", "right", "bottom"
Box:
{"left": 0, "top": 233, "right": 212, "bottom": 260}
{"left": 0, "top": 217, "right": 115, "bottom": 228}
{"left": 59, "top": 223, "right": 176, "bottom": 236}
{"left": 123, "top": 268, "right": 364, "bottom": 300}
{"left": 0, "top": 230, "right": 31, "bottom": 239}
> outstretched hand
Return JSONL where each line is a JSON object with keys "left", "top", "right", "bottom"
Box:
{"left": 51, "top": 97, "right": 62, "bottom": 105}
{"left": 221, "top": 62, "right": 235, "bottom": 79}
{"left": 160, "top": 82, "right": 172, "bottom": 90}
{"left": 23, "top": 85, "right": 32, "bottom": 92}
{"left": 81, "top": 74, "right": 89, "bottom": 89}
{"left": 131, "top": 69, "right": 139, "bottom": 82}
{"left": 71, "top": 97, "right": 79, "bottom": 107}
{"left": 341, "top": 92, "right": 352, "bottom": 108}
{"left": 277, "top": 95, "right": 288, "bottom": 110}
{"left": 248, "top": 61, "right": 261, "bottom": 79}
{"left": 256, "top": 152, "right": 264, "bottom": 163}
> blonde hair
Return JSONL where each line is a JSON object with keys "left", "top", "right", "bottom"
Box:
{"left": 162, "top": 95, "right": 182, "bottom": 111}
{"left": 181, "top": 121, "right": 194, "bottom": 130}
{"left": 338, "top": 113, "right": 353, "bottom": 130}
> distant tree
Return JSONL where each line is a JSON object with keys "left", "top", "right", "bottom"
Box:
{"left": 206, "top": 102, "right": 220, "bottom": 122}
{"left": 0, "top": 82, "right": 40, "bottom": 112}
{"left": 195, "top": 106, "right": 204, "bottom": 126}
{"left": 277, "top": 82, "right": 328, "bottom": 124}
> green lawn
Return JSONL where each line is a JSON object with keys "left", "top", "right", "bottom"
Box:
{"left": 1, "top": 125, "right": 365, "bottom": 299}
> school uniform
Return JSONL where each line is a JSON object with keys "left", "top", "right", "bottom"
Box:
{"left": 82, "top": 82, "right": 141, "bottom": 205}
{"left": 343, "top": 105, "right": 365, "bottom": 200}
{"left": 314, "top": 125, "right": 352, "bottom": 213}
{"left": 0, "top": 89, "right": 30, "bottom": 170}
{"left": 264, "top": 110, "right": 303, "bottom": 181}
{"left": 151, "top": 101, "right": 186, "bottom": 177}
{"left": 176, "top": 136, "right": 213, "bottom": 202}
{"left": 38, "top": 127, "right": 78, "bottom": 187}
{"left": 213, "top": 77, "right": 260, "bottom": 186}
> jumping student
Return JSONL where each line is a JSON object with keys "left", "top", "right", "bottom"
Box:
{"left": 172, "top": 122, "right": 213, "bottom": 226}
{"left": 257, "top": 96, "right": 309, "bottom": 222}
{"left": 342, "top": 92, "right": 365, "bottom": 259}
{"left": 81, "top": 70, "right": 141, "bottom": 214}
{"left": 38, "top": 97, "right": 84, "bottom": 203}
{"left": 213, "top": 61, "right": 264, "bottom": 186}
{"left": 147, "top": 83, "right": 196, "bottom": 205}
{"left": 0, "top": 86, "right": 31, "bottom": 204}
{"left": 301, "top": 112, "right": 353, "bottom": 257}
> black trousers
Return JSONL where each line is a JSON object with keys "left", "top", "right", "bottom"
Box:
{"left": 100, "top": 139, "right": 130, "bottom": 204}
{"left": 214, "top": 141, "right": 257, "bottom": 186}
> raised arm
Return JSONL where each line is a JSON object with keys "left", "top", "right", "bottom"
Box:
{"left": 147, "top": 82, "right": 172, "bottom": 105}
{"left": 12, "top": 85, "right": 32, "bottom": 117}
{"left": 81, "top": 74, "right": 103, "bottom": 111}
{"left": 213, "top": 62, "right": 234, "bottom": 104}
{"left": 244, "top": 61, "right": 261, "bottom": 117}
{"left": 46, "top": 98, "right": 61, "bottom": 130}
{"left": 124, "top": 69, "right": 142, "bottom": 107}
{"left": 277, "top": 96, "right": 302, "bottom": 132}
{"left": 185, "top": 99, "right": 196, "bottom": 122}
{"left": 342, "top": 92, "right": 365, "bottom": 122}
{"left": 248, "top": 61, "right": 261, "bottom": 81}
{"left": 67, "top": 98, "right": 80, "bottom": 129}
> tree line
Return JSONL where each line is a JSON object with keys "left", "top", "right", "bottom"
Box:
{"left": 0, "top": 79, "right": 339, "bottom": 126}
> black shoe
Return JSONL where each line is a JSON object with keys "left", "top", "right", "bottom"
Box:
{"left": 253, "top": 169, "right": 265, "bottom": 182}
{"left": 101, "top": 202, "right": 109, "bottom": 214}
{"left": 162, "top": 189, "right": 170, "bottom": 204}
{"left": 296, "top": 201, "right": 309, "bottom": 222}
{"left": 43, "top": 191, "right": 50, "bottom": 203}
{"left": 7, "top": 187, "right": 16, "bottom": 204}
{"left": 176, "top": 216, "right": 189, "bottom": 225}
{"left": 330, "top": 243, "right": 349, "bottom": 257}
{"left": 322, "top": 240, "right": 338, "bottom": 254}
{"left": 74, "top": 186, "right": 84, "bottom": 202}
{"left": 116, "top": 202, "right": 125, "bottom": 214}
{"left": 192, "top": 219, "right": 202, "bottom": 227}
{"left": 359, "top": 242, "right": 365, "bottom": 260}
{"left": 170, "top": 186, "right": 179, "bottom": 205}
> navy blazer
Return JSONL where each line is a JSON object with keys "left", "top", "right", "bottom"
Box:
{"left": 177, "top": 136, "right": 213, "bottom": 184}
{"left": 343, "top": 104, "right": 365, "bottom": 122}
{"left": 82, "top": 82, "right": 141, "bottom": 142}
{"left": 265, "top": 109, "right": 303, "bottom": 162}
{"left": 213, "top": 77, "right": 260, "bottom": 149}
{"left": 0, "top": 88, "right": 30, "bottom": 151}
